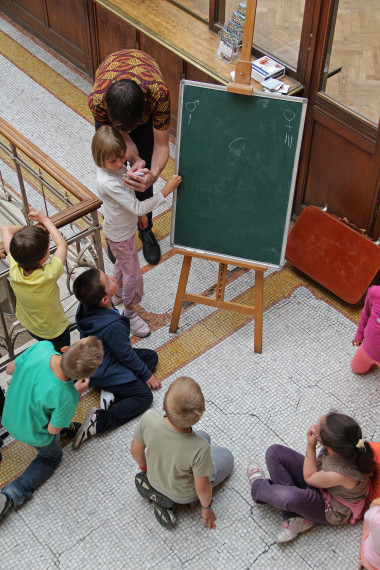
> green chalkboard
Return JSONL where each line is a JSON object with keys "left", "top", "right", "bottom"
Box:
{"left": 171, "top": 80, "right": 307, "bottom": 267}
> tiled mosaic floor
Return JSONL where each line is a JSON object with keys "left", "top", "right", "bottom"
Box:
{"left": 0, "top": 12, "right": 379, "bottom": 569}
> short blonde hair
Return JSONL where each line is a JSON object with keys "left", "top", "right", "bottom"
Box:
{"left": 91, "top": 125, "right": 126, "bottom": 168}
{"left": 61, "top": 336, "right": 103, "bottom": 380}
{"left": 163, "top": 377, "right": 205, "bottom": 429}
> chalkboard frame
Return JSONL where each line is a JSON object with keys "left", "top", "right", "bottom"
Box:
{"left": 171, "top": 80, "right": 307, "bottom": 267}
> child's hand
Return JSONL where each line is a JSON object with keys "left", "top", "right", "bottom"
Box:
{"left": 202, "top": 507, "right": 217, "bottom": 530}
{"left": 28, "top": 207, "right": 48, "bottom": 224}
{"left": 74, "top": 377, "right": 90, "bottom": 394}
{"left": 146, "top": 374, "right": 161, "bottom": 390}
{"left": 352, "top": 337, "right": 363, "bottom": 347}
{"left": 307, "top": 425, "right": 317, "bottom": 447}
{"left": 138, "top": 215, "right": 148, "bottom": 230}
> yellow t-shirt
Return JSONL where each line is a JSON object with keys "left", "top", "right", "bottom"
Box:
{"left": 8, "top": 253, "right": 68, "bottom": 339}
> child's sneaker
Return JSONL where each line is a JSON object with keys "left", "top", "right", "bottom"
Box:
{"left": 111, "top": 294, "right": 123, "bottom": 306}
{"left": 60, "top": 422, "right": 81, "bottom": 438}
{"left": 72, "top": 407, "right": 98, "bottom": 449}
{"left": 276, "top": 517, "right": 314, "bottom": 544}
{"left": 0, "top": 493, "right": 12, "bottom": 523}
{"left": 100, "top": 390, "right": 115, "bottom": 410}
{"left": 247, "top": 461, "right": 265, "bottom": 485}
{"left": 128, "top": 312, "right": 151, "bottom": 338}
{"left": 153, "top": 502, "right": 177, "bottom": 529}
{"left": 135, "top": 472, "right": 173, "bottom": 508}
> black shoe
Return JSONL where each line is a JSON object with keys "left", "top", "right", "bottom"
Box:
{"left": 0, "top": 493, "right": 12, "bottom": 523}
{"left": 135, "top": 472, "right": 174, "bottom": 508}
{"left": 60, "top": 422, "right": 81, "bottom": 438}
{"left": 153, "top": 502, "right": 177, "bottom": 528}
{"left": 138, "top": 229, "right": 161, "bottom": 265}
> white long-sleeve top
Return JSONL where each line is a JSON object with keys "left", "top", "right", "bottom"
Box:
{"left": 96, "top": 165, "right": 165, "bottom": 242}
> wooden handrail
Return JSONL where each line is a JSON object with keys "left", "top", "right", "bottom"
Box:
{"left": 0, "top": 117, "right": 103, "bottom": 257}
{"left": 0, "top": 117, "right": 101, "bottom": 203}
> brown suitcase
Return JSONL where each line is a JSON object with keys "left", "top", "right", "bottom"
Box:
{"left": 285, "top": 205, "right": 380, "bottom": 304}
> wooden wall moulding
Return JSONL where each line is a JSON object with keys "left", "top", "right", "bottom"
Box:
{"left": 0, "top": 0, "right": 96, "bottom": 75}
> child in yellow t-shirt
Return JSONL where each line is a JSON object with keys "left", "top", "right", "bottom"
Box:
{"left": 1, "top": 208, "right": 70, "bottom": 352}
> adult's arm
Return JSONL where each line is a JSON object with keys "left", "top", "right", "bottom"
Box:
{"left": 125, "top": 128, "right": 170, "bottom": 192}
{"left": 6, "top": 360, "right": 16, "bottom": 375}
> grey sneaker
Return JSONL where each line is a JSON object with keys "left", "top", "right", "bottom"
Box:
{"left": 247, "top": 461, "right": 265, "bottom": 485}
{"left": 276, "top": 517, "right": 314, "bottom": 544}
{"left": 72, "top": 407, "right": 98, "bottom": 450}
{"left": 0, "top": 493, "right": 12, "bottom": 523}
{"left": 100, "top": 390, "right": 115, "bottom": 410}
{"left": 128, "top": 312, "right": 151, "bottom": 338}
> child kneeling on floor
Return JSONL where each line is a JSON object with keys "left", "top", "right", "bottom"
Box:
{"left": 131, "top": 376, "right": 234, "bottom": 529}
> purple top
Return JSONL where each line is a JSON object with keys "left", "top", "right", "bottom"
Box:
{"left": 355, "top": 285, "right": 380, "bottom": 361}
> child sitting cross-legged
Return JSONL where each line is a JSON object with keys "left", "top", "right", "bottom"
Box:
{"left": 72, "top": 268, "right": 160, "bottom": 449}
{"left": 131, "top": 376, "right": 234, "bottom": 529}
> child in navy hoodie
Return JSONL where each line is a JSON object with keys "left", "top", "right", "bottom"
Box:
{"left": 72, "top": 267, "right": 160, "bottom": 449}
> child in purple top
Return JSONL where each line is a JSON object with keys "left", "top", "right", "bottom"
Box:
{"left": 351, "top": 285, "right": 380, "bottom": 374}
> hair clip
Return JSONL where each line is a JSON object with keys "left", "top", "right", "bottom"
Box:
{"left": 356, "top": 438, "right": 365, "bottom": 449}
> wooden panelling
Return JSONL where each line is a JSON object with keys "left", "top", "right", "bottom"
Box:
{"left": 185, "top": 62, "right": 220, "bottom": 85}
{"left": 139, "top": 33, "right": 184, "bottom": 123}
{"left": 94, "top": 3, "right": 137, "bottom": 66}
{"left": 303, "top": 119, "right": 374, "bottom": 230}
{"left": 0, "top": 0, "right": 94, "bottom": 74}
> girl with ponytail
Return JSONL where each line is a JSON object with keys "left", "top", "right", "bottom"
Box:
{"left": 247, "top": 412, "right": 376, "bottom": 544}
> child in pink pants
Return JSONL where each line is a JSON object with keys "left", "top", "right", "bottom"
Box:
{"left": 352, "top": 286, "right": 380, "bottom": 374}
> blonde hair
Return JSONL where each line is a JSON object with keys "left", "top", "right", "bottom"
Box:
{"left": 91, "top": 125, "right": 126, "bottom": 168}
{"left": 61, "top": 336, "right": 103, "bottom": 380}
{"left": 163, "top": 377, "right": 205, "bottom": 429}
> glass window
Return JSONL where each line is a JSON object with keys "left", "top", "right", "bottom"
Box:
{"left": 224, "top": 0, "right": 306, "bottom": 68}
{"left": 321, "top": 0, "right": 379, "bottom": 125}
{"left": 167, "top": 0, "right": 209, "bottom": 22}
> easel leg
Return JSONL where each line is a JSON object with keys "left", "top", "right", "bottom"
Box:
{"left": 169, "top": 255, "right": 192, "bottom": 333}
{"left": 254, "top": 269, "right": 264, "bottom": 353}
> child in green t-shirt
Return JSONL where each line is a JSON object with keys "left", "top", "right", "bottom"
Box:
{"left": 0, "top": 336, "right": 103, "bottom": 524}
{"left": 131, "top": 377, "right": 234, "bottom": 529}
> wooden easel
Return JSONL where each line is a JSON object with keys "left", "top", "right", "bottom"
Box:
{"left": 169, "top": 250, "right": 267, "bottom": 353}
{"left": 170, "top": 0, "right": 267, "bottom": 353}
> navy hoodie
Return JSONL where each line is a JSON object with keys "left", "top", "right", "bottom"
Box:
{"left": 75, "top": 303, "right": 152, "bottom": 387}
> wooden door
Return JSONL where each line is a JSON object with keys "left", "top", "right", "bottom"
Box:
{"left": 293, "top": 0, "right": 380, "bottom": 237}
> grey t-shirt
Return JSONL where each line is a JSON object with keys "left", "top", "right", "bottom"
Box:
{"left": 134, "top": 409, "right": 215, "bottom": 502}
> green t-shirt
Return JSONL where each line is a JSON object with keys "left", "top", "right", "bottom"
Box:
{"left": 134, "top": 408, "right": 215, "bottom": 502}
{"left": 2, "top": 341, "right": 79, "bottom": 447}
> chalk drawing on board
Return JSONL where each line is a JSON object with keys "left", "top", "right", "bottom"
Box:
{"left": 228, "top": 137, "right": 246, "bottom": 166}
{"left": 284, "top": 109, "right": 296, "bottom": 149}
{"left": 186, "top": 100, "right": 199, "bottom": 126}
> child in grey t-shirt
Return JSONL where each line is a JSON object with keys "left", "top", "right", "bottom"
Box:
{"left": 131, "top": 376, "right": 234, "bottom": 529}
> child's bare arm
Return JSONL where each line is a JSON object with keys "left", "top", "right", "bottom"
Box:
{"left": 47, "top": 421, "right": 61, "bottom": 434}
{"left": 28, "top": 208, "right": 68, "bottom": 262}
{"left": 194, "top": 475, "right": 217, "bottom": 529}
{"left": 161, "top": 175, "right": 182, "bottom": 198}
{"left": 1, "top": 225, "right": 24, "bottom": 255}
{"left": 131, "top": 437, "right": 147, "bottom": 469}
{"left": 6, "top": 360, "right": 16, "bottom": 375}
{"left": 74, "top": 378, "right": 90, "bottom": 395}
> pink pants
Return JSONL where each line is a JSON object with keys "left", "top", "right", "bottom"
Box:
{"left": 351, "top": 344, "right": 380, "bottom": 374}
{"left": 107, "top": 235, "right": 143, "bottom": 310}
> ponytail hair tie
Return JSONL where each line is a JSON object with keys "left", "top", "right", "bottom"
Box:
{"left": 356, "top": 439, "right": 365, "bottom": 450}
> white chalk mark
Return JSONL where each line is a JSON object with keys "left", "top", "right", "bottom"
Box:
{"left": 228, "top": 137, "right": 246, "bottom": 165}
{"left": 186, "top": 100, "right": 199, "bottom": 127}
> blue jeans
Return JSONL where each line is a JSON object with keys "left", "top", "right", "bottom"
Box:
{"left": 1, "top": 434, "right": 63, "bottom": 508}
